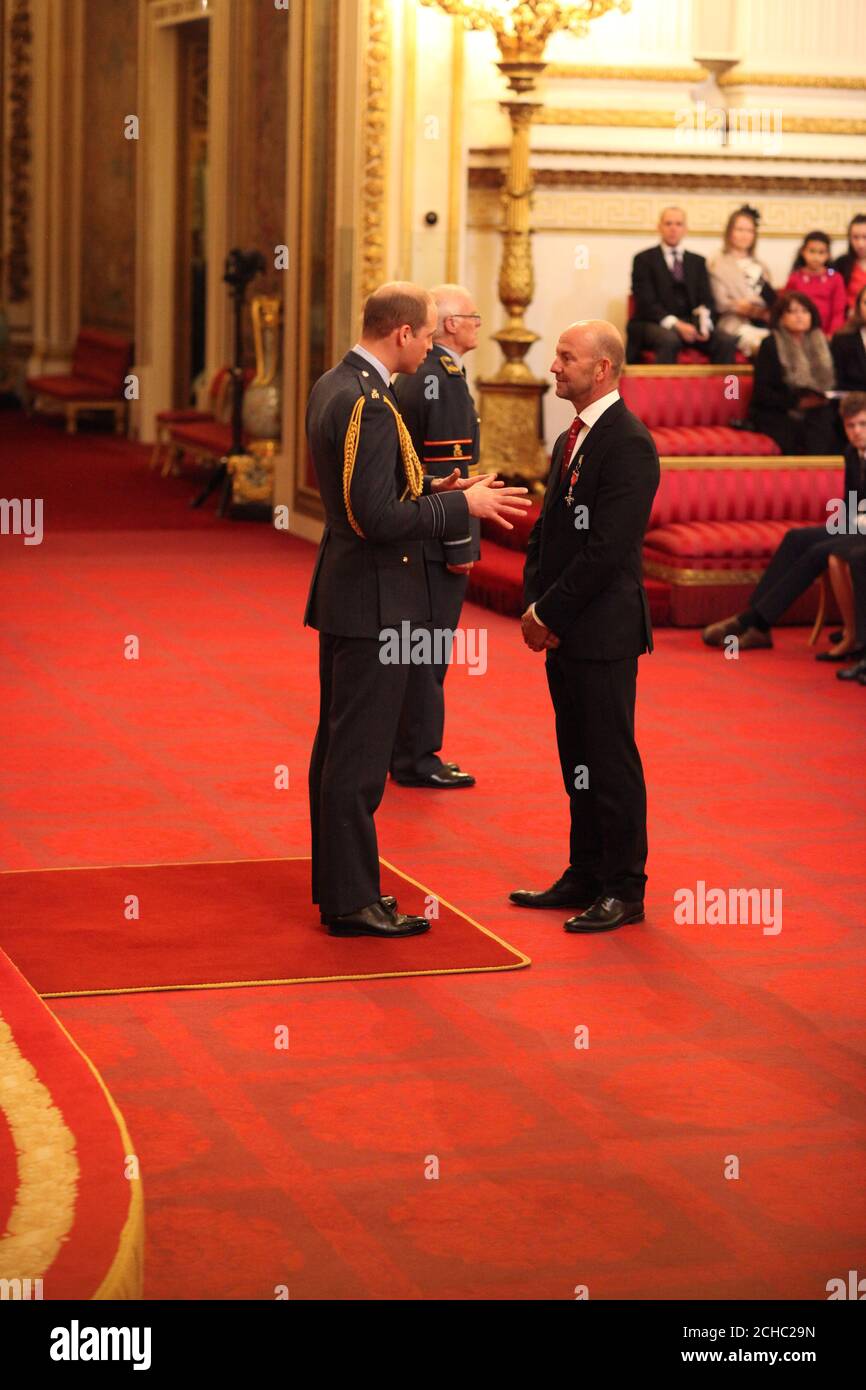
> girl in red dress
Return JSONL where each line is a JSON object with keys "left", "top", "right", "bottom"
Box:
{"left": 786, "top": 231, "right": 847, "bottom": 336}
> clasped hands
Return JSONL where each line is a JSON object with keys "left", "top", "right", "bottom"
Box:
{"left": 521, "top": 606, "right": 559, "bottom": 653}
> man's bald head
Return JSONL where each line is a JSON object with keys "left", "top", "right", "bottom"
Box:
{"left": 551, "top": 320, "right": 625, "bottom": 409}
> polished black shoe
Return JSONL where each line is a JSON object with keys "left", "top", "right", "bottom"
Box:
{"left": 394, "top": 766, "right": 475, "bottom": 789}
{"left": 325, "top": 901, "right": 430, "bottom": 937}
{"left": 321, "top": 893, "right": 396, "bottom": 925}
{"left": 510, "top": 872, "right": 599, "bottom": 910}
{"left": 837, "top": 657, "right": 866, "bottom": 683}
{"left": 564, "top": 895, "right": 645, "bottom": 933}
{"left": 816, "top": 645, "right": 865, "bottom": 663}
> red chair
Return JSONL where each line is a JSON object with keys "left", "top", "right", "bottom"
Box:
{"left": 150, "top": 367, "right": 232, "bottom": 475}
{"left": 26, "top": 328, "right": 133, "bottom": 434}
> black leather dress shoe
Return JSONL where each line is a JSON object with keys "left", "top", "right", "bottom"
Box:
{"left": 816, "top": 645, "right": 865, "bottom": 663}
{"left": 564, "top": 895, "right": 645, "bottom": 933}
{"left": 394, "top": 767, "right": 475, "bottom": 788}
{"left": 837, "top": 657, "right": 866, "bottom": 683}
{"left": 320, "top": 894, "right": 397, "bottom": 925}
{"left": 510, "top": 872, "right": 599, "bottom": 910}
{"left": 325, "top": 901, "right": 430, "bottom": 938}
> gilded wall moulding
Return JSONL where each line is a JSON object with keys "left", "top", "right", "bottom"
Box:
{"left": 545, "top": 63, "right": 866, "bottom": 92}
{"left": 469, "top": 168, "right": 866, "bottom": 196}
{"left": 468, "top": 187, "right": 864, "bottom": 237}
{"left": 535, "top": 108, "right": 866, "bottom": 136}
{"left": 361, "top": 0, "right": 390, "bottom": 300}
{"left": 7, "top": 0, "right": 32, "bottom": 304}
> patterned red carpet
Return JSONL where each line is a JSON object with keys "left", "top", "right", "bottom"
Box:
{"left": 2, "top": 411, "right": 865, "bottom": 1299}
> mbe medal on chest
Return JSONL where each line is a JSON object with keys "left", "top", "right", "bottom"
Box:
{"left": 565, "top": 454, "right": 584, "bottom": 508}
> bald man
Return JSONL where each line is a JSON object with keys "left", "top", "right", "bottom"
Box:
{"left": 510, "top": 321, "right": 660, "bottom": 933}
{"left": 390, "top": 284, "right": 482, "bottom": 787}
{"left": 305, "top": 281, "right": 530, "bottom": 937}
{"left": 627, "top": 206, "right": 736, "bottom": 364}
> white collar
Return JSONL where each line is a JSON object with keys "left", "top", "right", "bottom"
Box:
{"left": 661, "top": 243, "right": 686, "bottom": 260}
{"left": 352, "top": 343, "right": 391, "bottom": 387}
{"left": 577, "top": 388, "right": 621, "bottom": 430}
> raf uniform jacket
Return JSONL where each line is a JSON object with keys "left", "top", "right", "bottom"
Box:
{"left": 304, "top": 350, "right": 471, "bottom": 639}
{"left": 523, "top": 398, "right": 660, "bottom": 661}
{"left": 392, "top": 345, "right": 481, "bottom": 567}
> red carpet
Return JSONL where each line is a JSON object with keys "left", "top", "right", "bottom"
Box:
{"left": 2, "top": 411, "right": 865, "bottom": 1298}
{"left": 0, "top": 857, "right": 528, "bottom": 996}
{"left": 0, "top": 949, "right": 143, "bottom": 1298}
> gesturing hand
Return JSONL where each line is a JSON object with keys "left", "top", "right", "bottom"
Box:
{"left": 464, "top": 475, "right": 531, "bottom": 531}
{"left": 430, "top": 469, "right": 504, "bottom": 493}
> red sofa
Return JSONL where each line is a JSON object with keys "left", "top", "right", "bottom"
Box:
{"left": 26, "top": 328, "right": 133, "bottom": 434}
{"left": 466, "top": 369, "right": 844, "bottom": 629}
{"left": 617, "top": 370, "right": 777, "bottom": 457}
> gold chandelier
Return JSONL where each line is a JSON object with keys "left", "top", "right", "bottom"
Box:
{"left": 420, "top": 0, "right": 631, "bottom": 483}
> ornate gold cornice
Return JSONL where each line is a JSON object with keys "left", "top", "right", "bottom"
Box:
{"left": 547, "top": 62, "right": 704, "bottom": 83}
{"left": 719, "top": 69, "right": 866, "bottom": 91}
{"left": 469, "top": 167, "right": 866, "bottom": 196}
{"left": 471, "top": 144, "right": 866, "bottom": 165}
{"left": 361, "top": 0, "right": 390, "bottom": 299}
{"left": 535, "top": 108, "right": 866, "bottom": 136}
{"left": 546, "top": 62, "right": 866, "bottom": 92}
{"left": 7, "top": 0, "right": 32, "bottom": 304}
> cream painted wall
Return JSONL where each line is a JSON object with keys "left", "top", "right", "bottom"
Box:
{"left": 405, "top": 0, "right": 866, "bottom": 456}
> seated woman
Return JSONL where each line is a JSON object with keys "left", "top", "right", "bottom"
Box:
{"left": 702, "top": 391, "right": 866, "bottom": 655}
{"left": 831, "top": 212, "right": 866, "bottom": 316}
{"left": 749, "top": 291, "right": 838, "bottom": 456}
{"left": 708, "top": 205, "right": 776, "bottom": 358}
{"left": 831, "top": 283, "right": 866, "bottom": 391}
{"left": 785, "top": 231, "right": 847, "bottom": 337}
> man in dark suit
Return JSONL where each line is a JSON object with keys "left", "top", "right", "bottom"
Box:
{"left": 831, "top": 325, "right": 866, "bottom": 393}
{"left": 305, "top": 281, "right": 530, "bottom": 938}
{"left": 509, "top": 320, "right": 661, "bottom": 933}
{"left": 703, "top": 391, "right": 866, "bottom": 660}
{"left": 627, "top": 206, "right": 737, "bottom": 365}
{"left": 836, "top": 548, "right": 866, "bottom": 685}
{"left": 390, "top": 284, "right": 482, "bottom": 789}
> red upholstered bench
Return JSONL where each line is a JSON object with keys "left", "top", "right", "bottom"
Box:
{"left": 619, "top": 369, "right": 777, "bottom": 457}
{"left": 164, "top": 368, "right": 254, "bottom": 472}
{"left": 644, "top": 461, "right": 845, "bottom": 626}
{"left": 26, "top": 328, "right": 133, "bottom": 434}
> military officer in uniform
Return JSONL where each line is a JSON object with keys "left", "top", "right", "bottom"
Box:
{"left": 390, "top": 284, "right": 482, "bottom": 788}
{"left": 305, "top": 281, "right": 530, "bottom": 939}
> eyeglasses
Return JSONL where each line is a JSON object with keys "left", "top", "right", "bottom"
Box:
{"left": 449, "top": 313, "right": 482, "bottom": 324}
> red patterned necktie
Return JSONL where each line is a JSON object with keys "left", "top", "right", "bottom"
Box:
{"left": 559, "top": 415, "right": 583, "bottom": 482}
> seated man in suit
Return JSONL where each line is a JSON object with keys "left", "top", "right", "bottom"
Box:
{"left": 834, "top": 547, "right": 866, "bottom": 685}
{"left": 510, "top": 321, "right": 661, "bottom": 934}
{"left": 703, "top": 391, "right": 866, "bottom": 659}
{"left": 627, "top": 206, "right": 738, "bottom": 365}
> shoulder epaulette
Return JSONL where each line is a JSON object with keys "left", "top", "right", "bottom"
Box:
{"left": 439, "top": 355, "right": 462, "bottom": 376}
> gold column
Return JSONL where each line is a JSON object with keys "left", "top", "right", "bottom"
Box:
{"left": 476, "top": 99, "right": 548, "bottom": 484}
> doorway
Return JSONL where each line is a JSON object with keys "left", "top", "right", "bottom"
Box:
{"left": 173, "top": 18, "right": 210, "bottom": 408}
